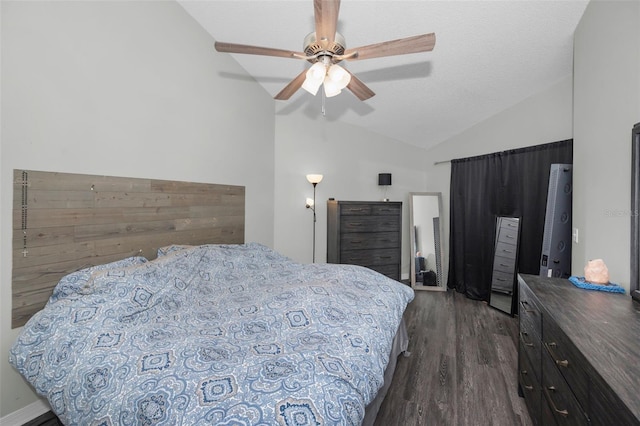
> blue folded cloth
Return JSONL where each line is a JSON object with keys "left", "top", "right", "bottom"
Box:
{"left": 569, "top": 276, "right": 625, "bottom": 293}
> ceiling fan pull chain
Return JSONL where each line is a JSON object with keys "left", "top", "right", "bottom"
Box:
{"left": 322, "top": 88, "right": 326, "bottom": 117}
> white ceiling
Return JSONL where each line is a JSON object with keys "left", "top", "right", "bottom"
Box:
{"left": 178, "top": 0, "right": 589, "bottom": 150}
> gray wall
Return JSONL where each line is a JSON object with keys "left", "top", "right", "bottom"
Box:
{"left": 1, "top": 0, "right": 275, "bottom": 417}
{"left": 572, "top": 0, "right": 640, "bottom": 291}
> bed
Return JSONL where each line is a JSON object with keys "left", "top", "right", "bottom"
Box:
{"left": 10, "top": 242, "right": 414, "bottom": 425}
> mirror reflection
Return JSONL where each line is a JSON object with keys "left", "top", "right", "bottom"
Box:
{"left": 489, "top": 216, "right": 520, "bottom": 316}
{"left": 409, "top": 192, "right": 447, "bottom": 291}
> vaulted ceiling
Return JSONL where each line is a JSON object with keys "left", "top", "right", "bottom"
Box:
{"left": 179, "top": 0, "right": 589, "bottom": 150}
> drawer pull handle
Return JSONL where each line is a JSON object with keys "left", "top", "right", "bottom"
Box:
{"left": 502, "top": 249, "right": 513, "bottom": 254}
{"left": 545, "top": 342, "right": 569, "bottom": 368}
{"left": 350, "top": 222, "right": 363, "bottom": 226}
{"left": 519, "top": 331, "right": 534, "bottom": 347}
{"left": 505, "top": 235, "right": 515, "bottom": 239}
{"left": 520, "top": 300, "right": 536, "bottom": 314}
{"left": 520, "top": 370, "right": 534, "bottom": 390}
{"left": 544, "top": 386, "right": 569, "bottom": 417}
{"left": 499, "top": 263, "right": 510, "bottom": 267}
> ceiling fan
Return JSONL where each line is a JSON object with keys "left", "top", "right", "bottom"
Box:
{"left": 214, "top": 0, "right": 435, "bottom": 101}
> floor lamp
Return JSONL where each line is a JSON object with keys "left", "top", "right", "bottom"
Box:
{"left": 305, "top": 174, "right": 323, "bottom": 263}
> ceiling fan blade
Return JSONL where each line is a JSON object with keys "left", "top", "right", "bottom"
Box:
{"left": 314, "top": 0, "right": 340, "bottom": 48}
{"left": 274, "top": 69, "right": 308, "bottom": 100}
{"left": 346, "top": 71, "right": 375, "bottom": 101}
{"left": 215, "top": 41, "right": 306, "bottom": 59}
{"left": 343, "top": 33, "right": 436, "bottom": 61}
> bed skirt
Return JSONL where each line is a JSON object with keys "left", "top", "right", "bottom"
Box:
{"left": 362, "top": 318, "right": 409, "bottom": 426}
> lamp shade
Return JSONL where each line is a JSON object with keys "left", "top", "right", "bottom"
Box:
{"left": 327, "top": 64, "right": 351, "bottom": 90}
{"left": 306, "top": 174, "right": 323, "bottom": 184}
{"left": 378, "top": 173, "right": 392, "bottom": 186}
{"left": 302, "top": 62, "right": 327, "bottom": 96}
{"left": 302, "top": 62, "right": 326, "bottom": 96}
{"left": 323, "top": 79, "right": 342, "bottom": 98}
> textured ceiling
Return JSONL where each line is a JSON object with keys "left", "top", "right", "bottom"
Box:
{"left": 178, "top": 0, "right": 589, "bottom": 150}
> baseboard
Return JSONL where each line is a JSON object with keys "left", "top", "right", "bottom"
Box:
{"left": 0, "top": 399, "right": 51, "bottom": 426}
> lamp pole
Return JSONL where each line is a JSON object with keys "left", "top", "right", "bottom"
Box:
{"left": 306, "top": 174, "right": 323, "bottom": 263}
{"left": 311, "top": 182, "right": 317, "bottom": 263}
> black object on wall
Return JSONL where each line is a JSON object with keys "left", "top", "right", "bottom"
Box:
{"left": 378, "top": 173, "right": 392, "bottom": 186}
{"left": 447, "top": 139, "right": 573, "bottom": 301}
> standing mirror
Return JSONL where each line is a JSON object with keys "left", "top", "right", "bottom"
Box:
{"left": 489, "top": 216, "right": 521, "bottom": 316}
{"left": 409, "top": 192, "right": 447, "bottom": 291}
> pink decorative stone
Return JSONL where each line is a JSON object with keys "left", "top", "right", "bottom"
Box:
{"left": 584, "top": 259, "right": 610, "bottom": 285}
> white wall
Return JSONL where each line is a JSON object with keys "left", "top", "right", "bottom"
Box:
{"left": 1, "top": 0, "right": 275, "bottom": 417}
{"left": 573, "top": 0, "right": 640, "bottom": 291}
{"left": 422, "top": 76, "right": 574, "bottom": 282}
{"left": 273, "top": 113, "right": 430, "bottom": 276}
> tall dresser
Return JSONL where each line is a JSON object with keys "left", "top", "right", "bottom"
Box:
{"left": 518, "top": 274, "right": 640, "bottom": 425}
{"left": 327, "top": 200, "right": 402, "bottom": 281}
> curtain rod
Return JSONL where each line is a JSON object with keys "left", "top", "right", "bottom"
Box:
{"left": 433, "top": 160, "right": 451, "bottom": 165}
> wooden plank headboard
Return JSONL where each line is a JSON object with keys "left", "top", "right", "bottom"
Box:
{"left": 12, "top": 170, "right": 245, "bottom": 328}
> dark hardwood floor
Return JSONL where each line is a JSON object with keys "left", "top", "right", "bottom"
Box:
{"left": 374, "top": 289, "right": 532, "bottom": 426}
{"left": 22, "top": 411, "right": 63, "bottom": 426}
{"left": 24, "top": 289, "right": 530, "bottom": 426}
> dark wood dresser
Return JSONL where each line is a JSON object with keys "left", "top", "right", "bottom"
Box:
{"left": 518, "top": 274, "right": 640, "bottom": 425}
{"left": 327, "top": 200, "right": 402, "bottom": 281}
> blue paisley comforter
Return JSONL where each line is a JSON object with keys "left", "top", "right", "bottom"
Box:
{"left": 10, "top": 243, "right": 414, "bottom": 426}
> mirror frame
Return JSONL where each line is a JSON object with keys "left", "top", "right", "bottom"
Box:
{"left": 631, "top": 122, "right": 640, "bottom": 302}
{"left": 409, "top": 191, "right": 447, "bottom": 291}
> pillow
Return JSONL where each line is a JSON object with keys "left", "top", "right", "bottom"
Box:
{"left": 49, "top": 256, "right": 148, "bottom": 303}
{"left": 157, "top": 244, "right": 194, "bottom": 257}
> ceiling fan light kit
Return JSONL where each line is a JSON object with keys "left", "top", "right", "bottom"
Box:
{"left": 214, "top": 0, "right": 435, "bottom": 101}
{"left": 301, "top": 56, "right": 351, "bottom": 98}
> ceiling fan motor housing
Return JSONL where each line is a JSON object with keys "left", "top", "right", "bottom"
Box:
{"left": 303, "top": 32, "right": 346, "bottom": 63}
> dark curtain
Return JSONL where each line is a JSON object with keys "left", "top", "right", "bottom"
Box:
{"left": 447, "top": 139, "right": 573, "bottom": 300}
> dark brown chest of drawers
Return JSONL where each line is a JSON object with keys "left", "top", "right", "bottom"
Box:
{"left": 327, "top": 200, "right": 402, "bottom": 280}
{"left": 518, "top": 274, "right": 640, "bottom": 426}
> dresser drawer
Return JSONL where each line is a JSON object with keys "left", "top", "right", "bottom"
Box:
{"left": 519, "top": 281, "right": 542, "bottom": 340}
{"left": 366, "top": 264, "right": 400, "bottom": 279}
{"left": 493, "top": 255, "right": 516, "bottom": 274}
{"left": 491, "top": 270, "right": 514, "bottom": 293}
{"left": 340, "top": 216, "right": 400, "bottom": 233}
{"left": 519, "top": 345, "right": 542, "bottom": 426}
{"left": 371, "top": 203, "right": 402, "bottom": 216}
{"left": 340, "top": 232, "right": 400, "bottom": 250}
{"left": 500, "top": 216, "right": 520, "bottom": 230}
{"left": 542, "top": 350, "right": 589, "bottom": 425}
{"left": 339, "top": 204, "right": 373, "bottom": 215}
{"left": 541, "top": 396, "right": 559, "bottom": 426}
{"left": 497, "top": 226, "right": 519, "bottom": 245}
{"left": 340, "top": 248, "right": 400, "bottom": 266}
{"left": 543, "top": 316, "right": 589, "bottom": 410}
{"left": 520, "top": 332, "right": 542, "bottom": 383}
{"left": 495, "top": 240, "right": 517, "bottom": 259}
